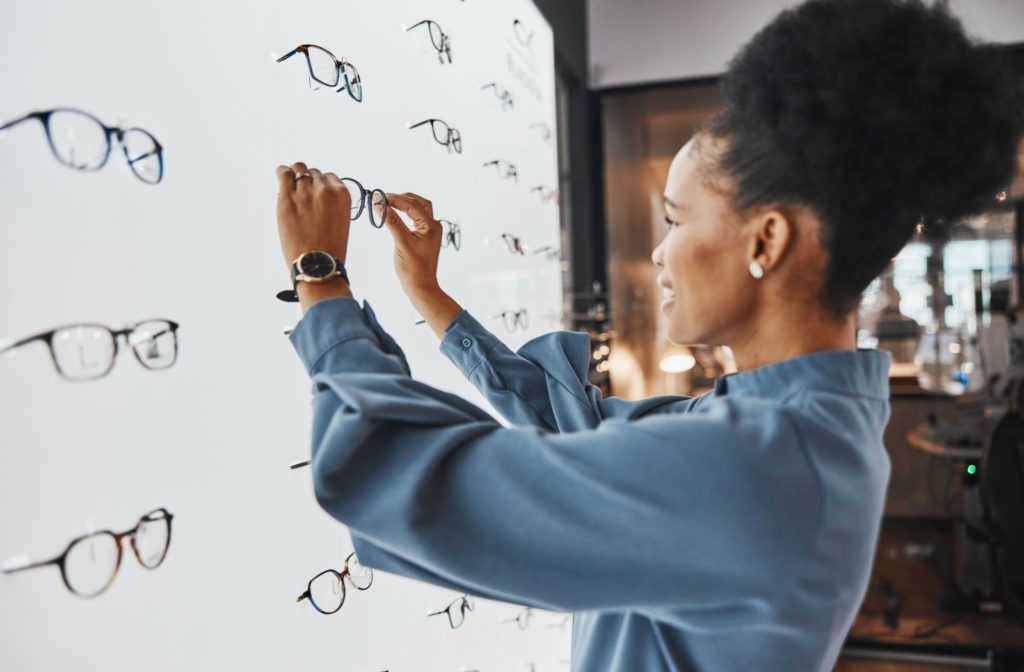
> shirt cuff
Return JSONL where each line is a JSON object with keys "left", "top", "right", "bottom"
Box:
{"left": 439, "top": 310, "right": 503, "bottom": 378}
{"left": 288, "top": 297, "right": 381, "bottom": 376}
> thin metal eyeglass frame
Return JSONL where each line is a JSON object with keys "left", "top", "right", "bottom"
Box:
{"left": 483, "top": 160, "right": 518, "bottom": 182}
{"left": 528, "top": 122, "right": 552, "bottom": 141}
{"left": 406, "top": 19, "right": 452, "bottom": 64}
{"left": 0, "top": 319, "right": 179, "bottom": 381}
{"left": 408, "top": 118, "right": 462, "bottom": 154}
{"left": 1, "top": 508, "right": 174, "bottom": 598}
{"left": 530, "top": 186, "right": 558, "bottom": 204}
{"left": 481, "top": 83, "right": 514, "bottom": 110}
{"left": 0, "top": 108, "right": 164, "bottom": 184}
{"left": 502, "top": 606, "right": 535, "bottom": 630}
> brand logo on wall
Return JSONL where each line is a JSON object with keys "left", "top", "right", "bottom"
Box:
{"left": 507, "top": 18, "right": 542, "bottom": 104}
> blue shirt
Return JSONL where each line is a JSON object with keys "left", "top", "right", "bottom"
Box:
{"left": 289, "top": 297, "right": 892, "bottom": 672}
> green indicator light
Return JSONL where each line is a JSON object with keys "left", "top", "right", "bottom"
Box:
{"left": 966, "top": 464, "right": 977, "bottom": 475}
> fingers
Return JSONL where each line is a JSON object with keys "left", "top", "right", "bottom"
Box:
{"left": 276, "top": 165, "right": 296, "bottom": 192}
{"left": 290, "top": 161, "right": 312, "bottom": 191}
{"left": 379, "top": 203, "right": 412, "bottom": 244}
{"left": 402, "top": 192, "right": 434, "bottom": 218}
{"left": 308, "top": 167, "right": 326, "bottom": 189}
{"left": 386, "top": 193, "right": 441, "bottom": 235}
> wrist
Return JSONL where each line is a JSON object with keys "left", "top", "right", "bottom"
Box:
{"left": 298, "top": 278, "right": 354, "bottom": 313}
{"left": 406, "top": 281, "right": 444, "bottom": 301}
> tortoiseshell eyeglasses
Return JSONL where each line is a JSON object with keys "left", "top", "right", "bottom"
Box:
{"left": 297, "top": 552, "right": 374, "bottom": 615}
{"left": 2, "top": 508, "right": 173, "bottom": 597}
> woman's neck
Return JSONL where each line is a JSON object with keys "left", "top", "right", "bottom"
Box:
{"left": 726, "top": 306, "right": 858, "bottom": 372}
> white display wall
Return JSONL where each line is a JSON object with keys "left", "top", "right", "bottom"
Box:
{"left": 0, "top": 1, "right": 567, "bottom": 670}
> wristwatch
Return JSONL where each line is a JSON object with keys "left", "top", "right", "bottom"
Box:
{"left": 276, "top": 250, "right": 349, "bottom": 303}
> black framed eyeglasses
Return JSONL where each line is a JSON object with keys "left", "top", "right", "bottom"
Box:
{"left": 340, "top": 177, "right": 388, "bottom": 228}
{"left": 530, "top": 186, "right": 559, "bottom": 204}
{"left": 409, "top": 118, "right": 462, "bottom": 154}
{"left": 406, "top": 19, "right": 452, "bottom": 64}
{"left": 0, "top": 108, "right": 163, "bottom": 184}
{"left": 0, "top": 319, "right": 179, "bottom": 381}
{"left": 275, "top": 44, "right": 363, "bottom": 102}
{"left": 296, "top": 552, "right": 373, "bottom": 615}
{"left": 493, "top": 310, "right": 529, "bottom": 333}
{"left": 440, "top": 219, "right": 462, "bottom": 250}
{"left": 481, "top": 83, "right": 514, "bottom": 110}
{"left": 483, "top": 160, "right": 518, "bottom": 182}
{"left": 501, "top": 233, "right": 526, "bottom": 255}
{"left": 428, "top": 594, "right": 475, "bottom": 629}
{"left": 2, "top": 508, "right": 173, "bottom": 598}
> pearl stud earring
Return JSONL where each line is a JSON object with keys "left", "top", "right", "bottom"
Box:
{"left": 749, "top": 261, "right": 765, "bottom": 279}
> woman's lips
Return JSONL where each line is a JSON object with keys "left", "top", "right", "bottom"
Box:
{"left": 661, "top": 287, "right": 676, "bottom": 312}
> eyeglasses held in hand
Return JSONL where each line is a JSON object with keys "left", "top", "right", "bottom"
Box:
{"left": 0, "top": 319, "right": 179, "bottom": 381}
{"left": 296, "top": 552, "right": 373, "bottom": 615}
{"left": 530, "top": 186, "right": 559, "bottom": 205}
{"left": 408, "top": 119, "right": 462, "bottom": 154}
{"left": 481, "top": 83, "right": 514, "bottom": 111}
{"left": 428, "top": 594, "right": 475, "bottom": 629}
{"left": 502, "top": 606, "right": 535, "bottom": 631}
{"left": 501, "top": 233, "right": 526, "bottom": 255}
{"left": 340, "top": 177, "right": 389, "bottom": 228}
{"left": 440, "top": 219, "right": 462, "bottom": 250}
{"left": 274, "top": 44, "right": 363, "bottom": 102}
{"left": 493, "top": 310, "right": 529, "bottom": 333}
{"left": 0, "top": 108, "right": 163, "bottom": 184}
{"left": 2, "top": 508, "right": 173, "bottom": 598}
{"left": 483, "top": 159, "right": 518, "bottom": 182}
{"left": 405, "top": 19, "right": 452, "bottom": 64}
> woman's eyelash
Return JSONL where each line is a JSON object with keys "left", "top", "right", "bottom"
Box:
{"left": 664, "top": 216, "right": 678, "bottom": 228}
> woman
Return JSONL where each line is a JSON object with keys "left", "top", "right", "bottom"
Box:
{"left": 273, "top": 0, "right": 1021, "bottom": 669}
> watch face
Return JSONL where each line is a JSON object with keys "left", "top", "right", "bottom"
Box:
{"left": 298, "top": 251, "right": 335, "bottom": 279}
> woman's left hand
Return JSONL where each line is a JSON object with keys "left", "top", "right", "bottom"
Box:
{"left": 379, "top": 192, "right": 444, "bottom": 296}
{"left": 275, "top": 161, "right": 351, "bottom": 267}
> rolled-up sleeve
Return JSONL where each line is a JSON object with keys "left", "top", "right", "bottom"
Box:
{"left": 440, "top": 310, "right": 699, "bottom": 432}
{"left": 288, "top": 298, "right": 822, "bottom": 622}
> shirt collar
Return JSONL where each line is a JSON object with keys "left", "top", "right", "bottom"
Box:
{"left": 712, "top": 348, "right": 891, "bottom": 400}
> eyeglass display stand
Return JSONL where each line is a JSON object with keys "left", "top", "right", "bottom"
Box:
{"left": 0, "top": 0, "right": 566, "bottom": 671}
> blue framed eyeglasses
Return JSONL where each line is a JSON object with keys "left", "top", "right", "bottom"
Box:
{"left": 0, "top": 108, "right": 163, "bottom": 184}
{"left": 275, "top": 44, "right": 363, "bottom": 102}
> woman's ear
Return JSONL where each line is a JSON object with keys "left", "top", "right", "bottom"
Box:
{"left": 747, "top": 208, "right": 795, "bottom": 274}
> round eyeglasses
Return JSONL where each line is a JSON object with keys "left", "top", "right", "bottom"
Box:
{"left": 296, "top": 552, "right": 374, "bottom": 615}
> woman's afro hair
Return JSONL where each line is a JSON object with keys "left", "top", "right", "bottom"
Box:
{"left": 703, "top": 0, "right": 1023, "bottom": 316}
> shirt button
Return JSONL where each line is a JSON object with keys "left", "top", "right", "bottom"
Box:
{"left": 462, "top": 338, "right": 473, "bottom": 348}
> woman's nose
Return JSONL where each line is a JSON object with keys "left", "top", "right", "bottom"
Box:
{"left": 651, "top": 240, "right": 664, "bottom": 267}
